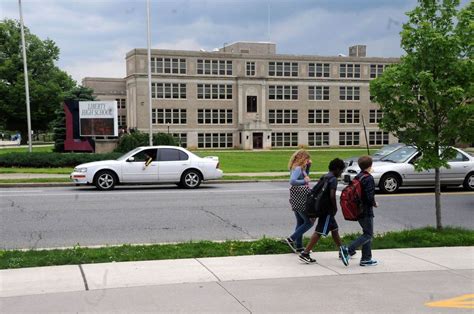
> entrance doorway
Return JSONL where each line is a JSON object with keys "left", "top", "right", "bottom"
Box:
{"left": 253, "top": 132, "right": 263, "bottom": 149}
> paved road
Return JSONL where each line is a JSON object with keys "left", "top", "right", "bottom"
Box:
{"left": 1, "top": 183, "right": 473, "bottom": 249}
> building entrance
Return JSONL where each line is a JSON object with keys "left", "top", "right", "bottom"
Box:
{"left": 252, "top": 132, "right": 263, "bottom": 149}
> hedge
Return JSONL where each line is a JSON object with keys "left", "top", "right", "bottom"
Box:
{"left": 114, "top": 132, "right": 177, "bottom": 153}
{"left": 0, "top": 152, "right": 122, "bottom": 168}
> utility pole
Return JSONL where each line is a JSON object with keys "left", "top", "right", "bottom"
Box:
{"left": 18, "top": 0, "right": 32, "bottom": 152}
{"left": 361, "top": 114, "right": 370, "bottom": 155}
{"left": 146, "top": 0, "right": 153, "bottom": 146}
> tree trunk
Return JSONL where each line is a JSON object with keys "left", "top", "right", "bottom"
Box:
{"left": 435, "top": 167, "right": 442, "bottom": 230}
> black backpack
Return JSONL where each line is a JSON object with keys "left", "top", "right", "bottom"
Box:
{"left": 304, "top": 176, "right": 329, "bottom": 218}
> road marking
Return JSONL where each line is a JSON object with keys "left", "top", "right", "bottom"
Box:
{"left": 377, "top": 191, "right": 474, "bottom": 197}
{"left": 425, "top": 294, "right": 474, "bottom": 309}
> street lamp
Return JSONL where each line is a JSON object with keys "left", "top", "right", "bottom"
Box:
{"left": 167, "top": 122, "right": 170, "bottom": 134}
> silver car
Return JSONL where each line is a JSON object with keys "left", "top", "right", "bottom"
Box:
{"left": 344, "top": 143, "right": 405, "bottom": 168}
{"left": 342, "top": 146, "right": 474, "bottom": 193}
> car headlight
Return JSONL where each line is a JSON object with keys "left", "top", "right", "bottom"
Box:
{"left": 74, "top": 167, "right": 87, "bottom": 173}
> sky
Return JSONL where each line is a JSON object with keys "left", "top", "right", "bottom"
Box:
{"left": 0, "top": 0, "right": 456, "bottom": 83}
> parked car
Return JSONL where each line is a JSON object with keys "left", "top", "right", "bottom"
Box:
{"left": 70, "top": 146, "right": 223, "bottom": 190}
{"left": 342, "top": 146, "right": 474, "bottom": 193}
{"left": 344, "top": 143, "right": 405, "bottom": 168}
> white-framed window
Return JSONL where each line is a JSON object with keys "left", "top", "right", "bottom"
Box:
{"left": 308, "top": 132, "right": 330, "bottom": 147}
{"left": 369, "top": 109, "right": 383, "bottom": 123}
{"left": 197, "top": 59, "right": 232, "bottom": 75}
{"left": 339, "top": 109, "right": 360, "bottom": 124}
{"left": 271, "top": 132, "right": 298, "bottom": 147}
{"left": 197, "top": 109, "right": 233, "bottom": 124}
{"left": 339, "top": 86, "right": 360, "bottom": 101}
{"left": 339, "top": 64, "right": 361, "bottom": 78}
{"left": 370, "top": 64, "right": 386, "bottom": 78}
{"left": 198, "top": 133, "right": 233, "bottom": 148}
{"left": 152, "top": 108, "right": 187, "bottom": 124}
{"left": 308, "top": 63, "right": 330, "bottom": 77}
{"left": 172, "top": 133, "right": 187, "bottom": 148}
{"left": 115, "top": 98, "right": 126, "bottom": 109}
{"left": 197, "top": 84, "right": 232, "bottom": 100}
{"left": 369, "top": 131, "right": 389, "bottom": 145}
{"left": 246, "top": 61, "right": 256, "bottom": 76}
{"left": 308, "top": 109, "right": 330, "bottom": 124}
{"left": 308, "top": 86, "right": 330, "bottom": 100}
{"left": 118, "top": 115, "right": 127, "bottom": 127}
{"left": 339, "top": 132, "right": 360, "bottom": 146}
{"left": 268, "top": 61, "right": 298, "bottom": 77}
{"left": 268, "top": 85, "right": 298, "bottom": 100}
{"left": 151, "top": 57, "right": 186, "bottom": 74}
{"left": 268, "top": 109, "right": 298, "bottom": 124}
{"left": 151, "top": 83, "right": 186, "bottom": 99}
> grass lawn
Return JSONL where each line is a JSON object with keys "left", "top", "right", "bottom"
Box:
{"left": 0, "top": 227, "right": 472, "bottom": 269}
{"left": 0, "top": 167, "right": 72, "bottom": 174}
{"left": 0, "top": 145, "right": 53, "bottom": 154}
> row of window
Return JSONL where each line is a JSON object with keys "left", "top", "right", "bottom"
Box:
{"left": 197, "top": 84, "right": 233, "bottom": 100}
{"left": 150, "top": 57, "right": 388, "bottom": 78}
{"left": 197, "top": 109, "right": 233, "bottom": 124}
{"left": 151, "top": 83, "right": 187, "bottom": 99}
{"left": 198, "top": 133, "right": 233, "bottom": 148}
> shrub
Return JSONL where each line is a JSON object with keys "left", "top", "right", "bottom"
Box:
{"left": 0, "top": 152, "right": 122, "bottom": 168}
{"left": 114, "top": 132, "right": 177, "bottom": 153}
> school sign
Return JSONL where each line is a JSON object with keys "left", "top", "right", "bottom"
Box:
{"left": 79, "top": 101, "right": 118, "bottom": 137}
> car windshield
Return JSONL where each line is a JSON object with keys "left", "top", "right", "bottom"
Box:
{"left": 116, "top": 147, "right": 143, "bottom": 161}
{"left": 381, "top": 146, "right": 417, "bottom": 163}
{"left": 373, "top": 144, "right": 403, "bottom": 157}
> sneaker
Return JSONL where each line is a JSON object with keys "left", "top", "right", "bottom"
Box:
{"left": 360, "top": 259, "right": 378, "bottom": 267}
{"left": 339, "top": 250, "right": 356, "bottom": 259}
{"left": 339, "top": 246, "right": 350, "bottom": 266}
{"left": 285, "top": 237, "right": 297, "bottom": 253}
{"left": 298, "top": 252, "right": 317, "bottom": 264}
{"left": 296, "top": 247, "right": 305, "bottom": 253}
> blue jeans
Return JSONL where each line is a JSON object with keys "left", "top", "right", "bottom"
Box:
{"left": 290, "top": 211, "right": 314, "bottom": 249}
{"left": 348, "top": 216, "right": 374, "bottom": 261}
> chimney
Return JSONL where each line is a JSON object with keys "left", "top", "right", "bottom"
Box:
{"left": 349, "top": 45, "right": 366, "bottom": 57}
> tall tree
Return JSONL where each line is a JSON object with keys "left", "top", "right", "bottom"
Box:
{"left": 370, "top": 0, "right": 474, "bottom": 229}
{"left": 0, "top": 19, "right": 75, "bottom": 141}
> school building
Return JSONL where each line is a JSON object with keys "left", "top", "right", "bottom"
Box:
{"left": 82, "top": 41, "right": 399, "bottom": 149}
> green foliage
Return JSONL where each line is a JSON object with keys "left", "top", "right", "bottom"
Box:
{"left": 114, "top": 132, "right": 177, "bottom": 153}
{"left": 0, "top": 152, "right": 121, "bottom": 168}
{"left": 0, "top": 19, "right": 76, "bottom": 140}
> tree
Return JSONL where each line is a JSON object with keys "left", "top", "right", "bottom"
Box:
{"left": 0, "top": 19, "right": 75, "bottom": 141}
{"left": 370, "top": 0, "right": 474, "bottom": 229}
{"left": 52, "top": 86, "right": 95, "bottom": 152}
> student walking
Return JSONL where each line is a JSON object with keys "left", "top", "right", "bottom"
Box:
{"left": 298, "top": 158, "right": 346, "bottom": 264}
{"left": 286, "top": 149, "right": 314, "bottom": 253}
{"left": 340, "top": 155, "right": 378, "bottom": 267}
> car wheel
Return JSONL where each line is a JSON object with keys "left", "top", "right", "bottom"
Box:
{"left": 463, "top": 172, "right": 474, "bottom": 191}
{"left": 181, "top": 170, "right": 202, "bottom": 189}
{"left": 379, "top": 174, "right": 400, "bottom": 193}
{"left": 94, "top": 170, "right": 117, "bottom": 191}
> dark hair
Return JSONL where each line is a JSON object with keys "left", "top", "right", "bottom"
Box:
{"left": 328, "top": 158, "right": 345, "bottom": 172}
{"left": 358, "top": 155, "right": 373, "bottom": 171}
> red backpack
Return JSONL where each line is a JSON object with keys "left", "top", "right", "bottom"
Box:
{"left": 340, "top": 174, "right": 368, "bottom": 221}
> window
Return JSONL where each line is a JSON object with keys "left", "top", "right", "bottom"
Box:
{"left": 132, "top": 149, "right": 157, "bottom": 162}
{"left": 172, "top": 133, "right": 187, "bottom": 148}
{"left": 158, "top": 148, "right": 182, "bottom": 161}
{"left": 308, "top": 109, "right": 330, "bottom": 124}
{"left": 152, "top": 83, "right": 186, "bottom": 99}
{"left": 268, "top": 85, "right": 298, "bottom": 100}
{"left": 197, "top": 109, "right": 233, "bottom": 124}
{"left": 246, "top": 61, "right": 256, "bottom": 76}
{"left": 449, "top": 151, "right": 469, "bottom": 162}
{"left": 268, "top": 110, "right": 298, "bottom": 124}
{"left": 369, "top": 131, "right": 389, "bottom": 145}
{"left": 339, "top": 64, "right": 361, "bottom": 78}
{"left": 369, "top": 109, "right": 383, "bottom": 123}
{"left": 247, "top": 96, "right": 257, "bottom": 112}
{"left": 268, "top": 61, "right": 298, "bottom": 77}
{"left": 151, "top": 57, "right": 186, "bottom": 74}
{"left": 197, "top": 84, "right": 232, "bottom": 100}
{"left": 197, "top": 59, "right": 232, "bottom": 75}
{"left": 308, "top": 86, "right": 330, "bottom": 100}
{"left": 339, "top": 86, "right": 360, "bottom": 100}
{"left": 271, "top": 132, "right": 298, "bottom": 147}
{"left": 339, "top": 109, "right": 360, "bottom": 124}
{"left": 308, "top": 63, "right": 330, "bottom": 77}
{"left": 370, "top": 64, "right": 386, "bottom": 78}
{"left": 308, "top": 132, "right": 330, "bottom": 146}
{"left": 118, "top": 115, "right": 126, "bottom": 127}
{"left": 116, "top": 98, "right": 126, "bottom": 109}
{"left": 198, "top": 133, "right": 233, "bottom": 148}
{"left": 339, "top": 132, "right": 360, "bottom": 146}
{"left": 152, "top": 109, "right": 187, "bottom": 124}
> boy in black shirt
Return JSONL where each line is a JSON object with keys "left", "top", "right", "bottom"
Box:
{"left": 298, "top": 158, "right": 346, "bottom": 264}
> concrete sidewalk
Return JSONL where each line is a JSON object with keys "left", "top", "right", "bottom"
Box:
{"left": 1, "top": 247, "right": 473, "bottom": 312}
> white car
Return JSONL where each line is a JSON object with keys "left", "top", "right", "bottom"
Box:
{"left": 70, "top": 146, "right": 223, "bottom": 190}
{"left": 342, "top": 146, "right": 474, "bottom": 193}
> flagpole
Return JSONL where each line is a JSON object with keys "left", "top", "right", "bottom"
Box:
{"left": 362, "top": 114, "right": 370, "bottom": 155}
{"left": 146, "top": 0, "right": 153, "bottom": 146}
{"left": 18, "top": 0, "right": 32, "bottom": 152}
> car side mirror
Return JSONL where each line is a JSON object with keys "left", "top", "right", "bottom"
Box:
{"left": 127, "top": 157, "right": 135, "bottom": 162}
